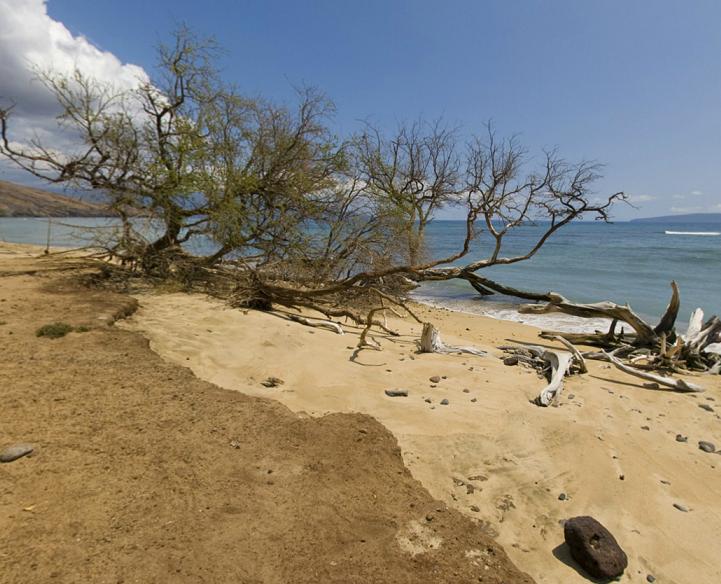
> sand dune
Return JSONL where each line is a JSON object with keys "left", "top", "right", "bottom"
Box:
{"left": 123, "top": 292, "right": 721, "bottom": 584}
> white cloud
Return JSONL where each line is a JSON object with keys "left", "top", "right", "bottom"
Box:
{"left": 670, "top": 206, "right": 703, "bottom": 214}
{"left": 628, "top": 194, "right": 655, "bottom": 203}
{"left": 672, "top": 190, "right": 707, "bottom": 200}
{"left": 0, "top": 0, "right": 149, "bottom": 180}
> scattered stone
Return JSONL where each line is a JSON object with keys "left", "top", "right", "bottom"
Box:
{"left": 673, "top": 503, "right": 689, "bottom": 512}
{"left": 564, "top": 516, "right": 628, "bottom": 579}
{"left": 468, "top": 475, "right": 488, "bottom": 483}
{"left": 558, "top": 493, "right": 567, "bottom": 501}
{"left": 0, "top": 444, "right": 34, "bottom": 463}
{"left": 646, "top": 575, "right": 656, "bottom": 583}
{"left": 503, "top": 356, "right": 519, "bottom": 366}
{"left": 676, "top": 434, "right": 688, "bottom": 443}
{"left": 643, "top": 382, "right": 660, "bottom": 389}
{"left": 469, "top": 505, "right": 480, "bottom": 512}
{"left": 385, "top": 389, "right": 408, "bottom": 398}
{"left": 424, "top": 398, "right": 432, "bottom": 403}
{"left": 698, "top": 441, "right": 716, "bottom": 453}
{"left": 699, "top": 404, "right": 714, "bottom": 412}
{"left": 470, "top": 398, "right": 477, "bottom": 403}
{"left": 429, "top": 375, "right": 441, "bottom": 383}
{"left": 567, "top": 394, "right": 575, "bottom": 400}
{"left": 261, "top": 377, "right": 284, "bottom": 388}
{"left": 641, "top": 425, "right": 650, "bottom": 431}
{"left": 440, "top": 399, "right": 449, "bottom": 406}
{"left": 462, "top": 388, "right": 470, "bottom": 393}
{"left": 619, "top": 474, "right": 625, "bottom": 481}
{"left": 441, "top": 375, "right": 448, "bottom": 379}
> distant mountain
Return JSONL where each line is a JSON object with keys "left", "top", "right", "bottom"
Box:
{"left": 0, "top": 180, "right": 114, "bottom": 217}
{"left": 631, "top": 213, "right": 721, "bottom": 224}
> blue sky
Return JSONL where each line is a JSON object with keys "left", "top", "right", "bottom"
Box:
{"left": 3, "top": 1, "right": 721, "bottom": 219}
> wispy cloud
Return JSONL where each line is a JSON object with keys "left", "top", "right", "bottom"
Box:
{"left": 670, "top": 206, "right": 704, "bottom": 214}
{"left": 628, "top": 194, "right": 656, "bottom": 203}
{"left": 671, "top": 190, "right": 706, "bottom": 200}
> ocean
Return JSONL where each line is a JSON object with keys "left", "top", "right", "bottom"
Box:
{"left": 2, "top": 216, "right": 719, "bottom": 332}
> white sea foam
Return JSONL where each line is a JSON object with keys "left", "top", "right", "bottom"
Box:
{"left": 410, "top": 293, "right": 616, "bottom": 334}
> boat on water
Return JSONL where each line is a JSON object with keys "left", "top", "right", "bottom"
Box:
{"left": 665, "top": 230, "right": 720, "bottom": 236}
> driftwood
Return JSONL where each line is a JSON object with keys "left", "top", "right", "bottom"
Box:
{"left": 530, "top": 347, "right": 575, "bottom": 406}
{"left": 502, "top": 344, "right": 585, "bottom": 406}
{"left": 584, "top": 351, "right": 704, "bottom": 393}
{"left": 519, "top": 293, "right": 658, "bottom": 345}
{"left": 552, "top": 335, "right": 588, "bottom": 373}
{"left": 654, "top": 281, "right": 681, "bottom": 335}
{"left": 419, "top": 323, "right": 487, "bottom": 356}
{"left": 287, "top": 314, "right": 344, "bottom": 334}
{"left": 499, "top": 280, "right": 720, "bottom": 375}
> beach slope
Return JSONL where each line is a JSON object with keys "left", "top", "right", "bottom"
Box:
{"left": 0, "top": 243, "right": 533, "bottom": 583}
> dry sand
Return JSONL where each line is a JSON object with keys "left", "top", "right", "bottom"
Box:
{"left": 122, "top": 291, "right": 721, "bottom": 584}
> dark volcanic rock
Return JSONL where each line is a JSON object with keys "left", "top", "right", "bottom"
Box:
{"left": 384, "top": 389, "right": 408, "bottom": 397}
{"left": 429, "top": 375, "right": 441, "bottom": 383}
{"left": 563, "top": 516, "right": 627, "bottom": 579}
{"left": 0, "top": 444, "right": 34, "bottom": 463}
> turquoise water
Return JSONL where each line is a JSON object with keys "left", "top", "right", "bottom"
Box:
{"left": 2, "top": 217, "right": 719, "bottom": 329}
{"left": 416, "top": 220, "right": 721, "bottom": 329}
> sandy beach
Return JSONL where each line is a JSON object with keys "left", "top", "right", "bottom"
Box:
{"left": 0, "top": 243, "right": 535, "bottom": 584}
{"left": 120, "top": 290, "right": 721, "bottom": 584}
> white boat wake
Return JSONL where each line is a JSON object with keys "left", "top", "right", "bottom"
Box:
{"left": 665, "top": 230, "right": 720, "bottom": 236}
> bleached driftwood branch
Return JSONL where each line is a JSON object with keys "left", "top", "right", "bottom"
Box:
{"left": 552, "top": 335, "right": 588, "bottom": 373}
{"left": 419, "top": 323, "right": 486, "bottom": 356}
{"left": 287, "top": 314, "right": 344, "bottom": 334}
{"left": 519, "top": 293, "right": 658, "bottom": 345}
{"left": 520, "top": 346, "right": 575, "bottom": 406}
{"left": 584, "top": 350, "right": 704, "bottom": 393}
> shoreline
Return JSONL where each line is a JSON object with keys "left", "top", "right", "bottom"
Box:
{"left": 3, "top": 241, "right": 721, "bottom": 582}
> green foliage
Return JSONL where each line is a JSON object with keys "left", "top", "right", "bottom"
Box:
{"left": 36, "top": 322, "right": 74, "bottom": 339}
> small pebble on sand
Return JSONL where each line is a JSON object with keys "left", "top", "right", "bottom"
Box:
{"left": 698, "top": 441, "right": 716, "bottom": 453}
{"left": 0, "top": 444, "right": 34, "bottom": 463}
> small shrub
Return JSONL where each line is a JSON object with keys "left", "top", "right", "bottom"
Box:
{"left": 36, "top": 322, "right": 74, "bottom": 339}
{"left": 75, "top": 325, "right": 91, "bottom": 333}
